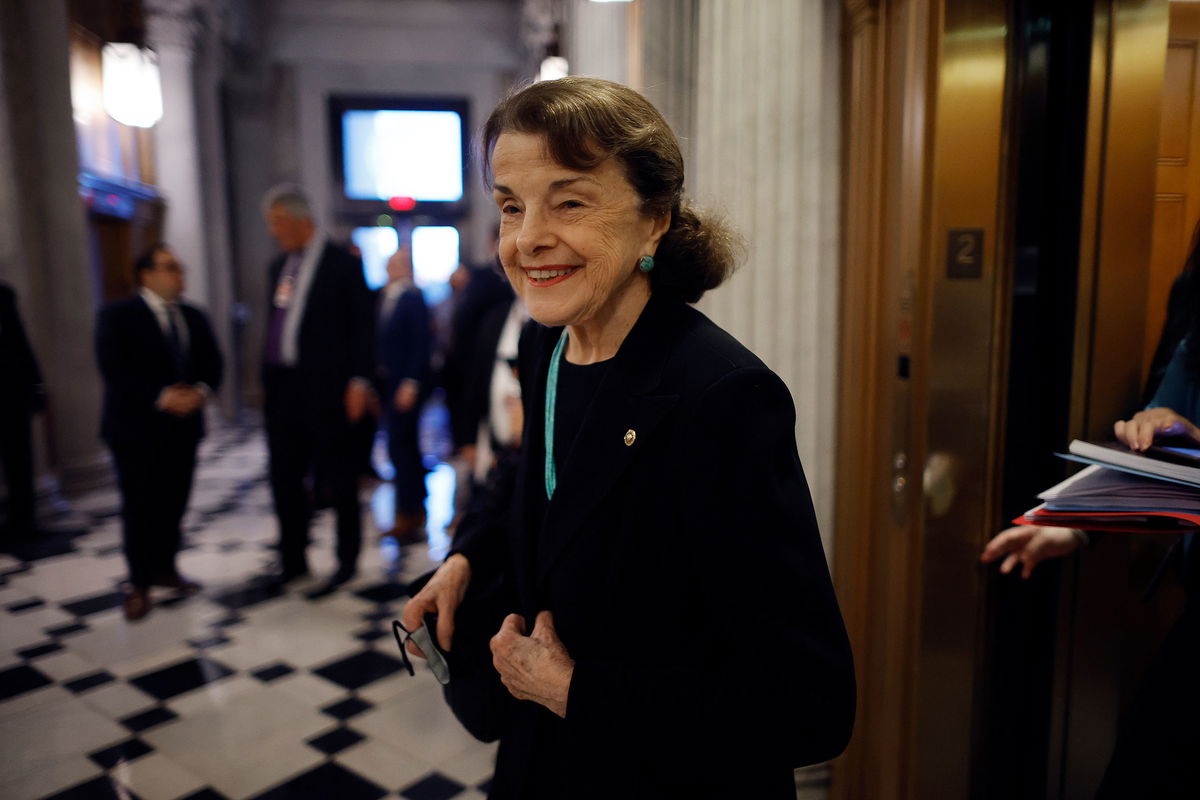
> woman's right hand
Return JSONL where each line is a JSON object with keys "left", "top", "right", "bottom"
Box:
{"left": 980, "top": 525, "right": 1086, "bottom": 579}
{"left": 1114, "top": 407, "right": 1200, "bottom": 451}
{"left": 401, "top": 553, "right": 471, "bottom": 657}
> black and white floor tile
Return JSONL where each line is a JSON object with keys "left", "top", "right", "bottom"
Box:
{"left": 0, "top": 426, "right": 493, "bottom": 800}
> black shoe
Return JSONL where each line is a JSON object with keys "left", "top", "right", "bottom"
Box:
{"left": 304, "top": 568, "right": 355, "bottom": 601}
{"left": 260, "top": 567, "right": 309, "bottom": 589}
{"left": 304, "top": 581, "right": 337, "bottom": 600}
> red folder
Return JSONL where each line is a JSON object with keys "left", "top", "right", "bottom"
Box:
{"left": 1013, "top": 504, "right": 1200, "bottom": 534}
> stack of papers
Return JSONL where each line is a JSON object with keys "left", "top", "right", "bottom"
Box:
{"left": 1013, "top": 441, "right": 1200, "bottom": 533}
{"left": 1061, "top": 439, "right": 1200, "bottom": 488}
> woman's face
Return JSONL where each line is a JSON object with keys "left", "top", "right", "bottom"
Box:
{"left": 490, "top": 132, "right": 668, "bottom": 332}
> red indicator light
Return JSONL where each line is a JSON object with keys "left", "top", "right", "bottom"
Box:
{"left": 388, "top": 196, "right": 416, "bottom": 211}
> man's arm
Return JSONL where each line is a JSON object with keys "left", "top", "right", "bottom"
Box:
{"left": 169, "top": 307, "right": 224, "bottom": 416}
{"left": 346, "top": 252, "right": 375, "bottom": 382}
{"left": 96, "top": 304, "right": 162, "bottom": 414}
{"left": 341, "top": 252, "right": 375, "bottom": 421}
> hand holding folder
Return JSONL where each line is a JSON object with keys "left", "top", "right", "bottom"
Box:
{"left": 1010, "top": 459, "right": 1200, "bottom": 534}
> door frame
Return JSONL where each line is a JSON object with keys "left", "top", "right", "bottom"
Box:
{"left": 831, "top": 1, "right": 1169, "bottom": 798}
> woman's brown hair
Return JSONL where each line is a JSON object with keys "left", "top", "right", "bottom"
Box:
{"left": 481, "top": 77, "right": 741, "bottom": 303}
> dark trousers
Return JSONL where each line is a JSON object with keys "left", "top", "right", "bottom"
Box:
{"left": 385, "top": 402, "right": 426, "bottom": 517}
{"left": 1097, "top": 599, "right": 1200, "bottom": 798}
{"left": 0, "top": 408, "right": 36, "bottom": 538}
{"left": 351, "top": 414, "right": 377, "bottom": 478}
{"left": 110, "top": 429, "right": 198, "bottom": 589}
{"left": 264, "top": 368, "right": 361, "bottom": 576}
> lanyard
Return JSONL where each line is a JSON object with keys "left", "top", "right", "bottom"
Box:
{"left": 544, "top": 329, "right": 569, "bottom": 499}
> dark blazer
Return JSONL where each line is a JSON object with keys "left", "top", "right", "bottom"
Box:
{"left": 376, "top": 285, "right": 432, "bottom": 397}
{"left": 0, "top": 282, "right": 43, "bottom": 414}
{"left": 445, "top": 266, "right": 514, "bottom": 448}
{"left": 263, "top": 242, "right": 373, "bottom": 419}
{"left": 457, "top": 298, "right": 514, "bottom": 452}
{"left": 453, "top": 295, "right": 855, "bottom": 799}
{"left": 96, "top": 295, "right": 223, "bottom": 447}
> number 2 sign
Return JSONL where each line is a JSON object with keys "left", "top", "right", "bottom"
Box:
{"left": 946, "top": 228, "right": 984, "bottom": 279}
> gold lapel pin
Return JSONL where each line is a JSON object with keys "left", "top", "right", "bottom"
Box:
{"left": 624, "top": 429, "right": 637, "bottom": 446}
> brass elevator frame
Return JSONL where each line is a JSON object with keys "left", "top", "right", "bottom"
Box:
{"left": 834, "top": 1, "right": 1169, "bottom": 798}
{"left": 834, "top": 1, "right": 1012, "bottom": 793}
{"left": 913, "top": 1, "right": 1010, "bottom": 796}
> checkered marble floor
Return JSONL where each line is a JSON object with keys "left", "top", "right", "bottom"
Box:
{"left": 0, "top": 426, "right": 495, "bottom": 800}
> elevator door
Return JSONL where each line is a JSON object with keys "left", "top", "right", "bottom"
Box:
{"left": 911, "top": 1, "right": 1010, "bottom": 796}
{"left": 833, "top": 1, "right": 1171, "bottom": 798}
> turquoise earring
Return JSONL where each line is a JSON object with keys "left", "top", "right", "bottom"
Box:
{"left": 637, "top": 255, "right": 655, "bottom": 273}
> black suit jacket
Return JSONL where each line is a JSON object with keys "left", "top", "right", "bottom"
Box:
{"left": 376, "top": 285, "right": 432, "bottom": 397}
{"left": 0, "top": 282, "right": 43, "bottom": 415}
{"left": 453, "top": 295, "right": 856, "bottom": 799}
{"left": 457, "top": 298, "right": 515, "bottom": 451}
{"left": 263, "top": 242, "right": 373, "bottom": 420}
{"left": 445, "top": 266, "right": 514, "bottom": 448}
{"left": 96, "top": 295, "right": 223, "bottom": 447}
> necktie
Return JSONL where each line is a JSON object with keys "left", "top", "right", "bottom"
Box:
{"left": 265, "top": 253, "right": 303, "bottom": 365}
{"left": 166, "top": 304, "right": 187, "bottom": 379}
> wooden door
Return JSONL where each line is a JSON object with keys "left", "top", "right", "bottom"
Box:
{"left": 1146, "top": 2, "right": 1200, "bottom": 377}
{"left": 90, "top": 214, "right": 133, "bottom": 303}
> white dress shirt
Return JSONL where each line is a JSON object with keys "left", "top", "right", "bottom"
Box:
{"left": 276, "top": 232, "right": 326, "bottom": 366}
{"left": 139, "top": 286, "right": 188, "bottom": 353}
{"left": 139, "top": 287, "right": 211, "bottom": 406}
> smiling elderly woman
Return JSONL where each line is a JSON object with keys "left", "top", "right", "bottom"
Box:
{"left": 401, "top": 77, "right": 855, "bottom": 799}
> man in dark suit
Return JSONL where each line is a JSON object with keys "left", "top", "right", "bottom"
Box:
{"left": 0, "top": 281, "right": 45, "bottom": 545}
{"left": 443, "top": 260, "right": 513, "bottom": 458}
{"left": 375, "top": 247, "right": 432, "bottom": 544}
{"left": 96, "top": 245, "right": 223, "bottom": 620}
{"left": 260, "top": 185, "right": 374, "bottom": 595}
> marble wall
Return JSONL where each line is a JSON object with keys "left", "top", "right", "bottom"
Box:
{"left": 565, "top": 0, "right": 630, "bottom": 85}
{"left": 691, "top": 0, "right": 842, "bottom": 546}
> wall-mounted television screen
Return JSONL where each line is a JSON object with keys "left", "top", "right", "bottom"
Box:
{"left": 330, "top": 96, "right": 469, "bottom": 213}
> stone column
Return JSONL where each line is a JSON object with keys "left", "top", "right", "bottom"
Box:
{"left": 566, "top": 0, "right": 629, "bottom": 82}
{"left": 191, "top": 1, "right": 238, "bottom": 418}
{"left": 637, "top": 0, "right": 697, "bottom": 166}
{"left": 0, "top": 0, "right": 108, "bottom": 502}
{"left": 147, "top": 0, "right": 212, "bottom": 310}
{"left": 691, "top": 0, "right": 842, "bottom": 549}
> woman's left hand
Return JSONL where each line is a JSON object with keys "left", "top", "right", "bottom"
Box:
{"left": 1114, "top": 406, "right": 1200, "bottom": 451}
{"left": 491, "top": 611, "right": 575, "bottom": 718}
